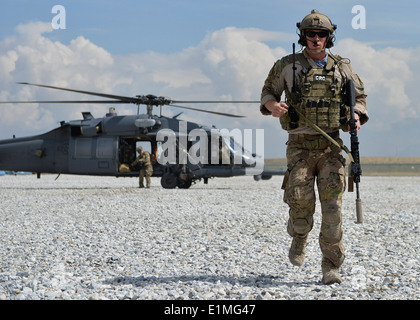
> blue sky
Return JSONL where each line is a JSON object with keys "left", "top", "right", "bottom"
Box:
{"left": 1, "top": 0, "right": 419, "bottom": 158}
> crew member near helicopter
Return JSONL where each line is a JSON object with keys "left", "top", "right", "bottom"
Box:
{"left": 260, "top": 10, "right": 368, "bottom": 284}
{"left": 131, "top": 146, "right": 153, "bottom": 188}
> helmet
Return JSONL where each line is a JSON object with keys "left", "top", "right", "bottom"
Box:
{"left": 297, "top": 9, "right": 337, "bottom": 48}
{"left": 297, "top": 9, "right": 336, "bottom": 32}
{"left": 136, "top": 146, "right": 143, "bottom": 153}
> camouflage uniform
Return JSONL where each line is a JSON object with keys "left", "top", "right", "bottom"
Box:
{"left": 260, "top": 21, "right": 368, "bottom": 280}
{"left": 131, "top": 147, "right": 153, "bottom": 188}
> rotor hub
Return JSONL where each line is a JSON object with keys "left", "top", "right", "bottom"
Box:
{"left": 135, "top": 95, "right": 172, "bottom": 106}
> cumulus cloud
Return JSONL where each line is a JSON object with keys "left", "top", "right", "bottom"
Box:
{"left": 334, "top": 38, "right": 420, "bottom": 122}
{"left": 0, "top": 22, "right": 122, "bottom": 137}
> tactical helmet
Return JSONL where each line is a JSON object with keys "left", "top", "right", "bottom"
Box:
{"left": 297, "top": 9, "right": 337, "bottom": 48}
{"left": 136, "top": 146, "right": 143, "bottom": 153}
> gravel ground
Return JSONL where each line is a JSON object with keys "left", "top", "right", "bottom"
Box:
{"left": 0, "top": 174, "right": 419, "bottom": 300}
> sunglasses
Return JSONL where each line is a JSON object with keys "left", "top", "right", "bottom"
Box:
{"left": 305, "top": 30, "right": 329, "bottom": 38}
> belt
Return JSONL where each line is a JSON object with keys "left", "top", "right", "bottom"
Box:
{"left": 288, "top": 131, "right": 339, "bottom": 144}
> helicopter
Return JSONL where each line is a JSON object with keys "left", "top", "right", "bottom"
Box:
{"left": 0, "top": 82, "right": 285, "bottom": 188}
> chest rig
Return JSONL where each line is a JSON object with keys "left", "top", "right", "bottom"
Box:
{"left": 282, "top": 53, "right": 349, "bottom": 131}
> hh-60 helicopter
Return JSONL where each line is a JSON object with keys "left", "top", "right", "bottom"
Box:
{"left": 0, "top": 83, "right": 284, "bottom": 188}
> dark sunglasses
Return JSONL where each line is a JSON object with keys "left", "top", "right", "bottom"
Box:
{"left": 305, "top": 30, "right": 329, "bottom": 38}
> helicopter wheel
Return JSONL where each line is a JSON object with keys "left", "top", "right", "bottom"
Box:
{"left": 178, "top": 177, "right": 192, "bottom": 189}
{"left": 160, "top": 172, "right": 178, "bottom": 189}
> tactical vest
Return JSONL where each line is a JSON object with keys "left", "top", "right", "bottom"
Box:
{"left": 281, "top": 53, "right": 349, "bottom": 131}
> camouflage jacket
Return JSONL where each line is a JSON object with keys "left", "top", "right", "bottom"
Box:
{"left": 131, "top": 151, "right": 153, "bottom": 169}
{"left": 260, "top": 50, "right": 368, "bottom": 134}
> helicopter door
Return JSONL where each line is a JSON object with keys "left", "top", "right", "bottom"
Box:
{"left": 118, "top": 139, "right": 155, "bottom": 173}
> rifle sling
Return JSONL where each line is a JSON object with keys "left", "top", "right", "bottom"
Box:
{"left": 292, "top": 108, "right": 355, "bottom": 163}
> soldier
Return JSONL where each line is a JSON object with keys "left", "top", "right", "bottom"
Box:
{"left": 260, "top": 10, "right": 368, "bottom": 284}
{"left": 131, "top": 146, "right": 153, "bottom": 188}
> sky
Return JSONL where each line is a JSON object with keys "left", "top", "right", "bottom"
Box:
{"left": 1, "top": 0, "right": 419, "bottom": 158}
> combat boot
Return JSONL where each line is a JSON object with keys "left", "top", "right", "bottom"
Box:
{"left": 288, "top": 235, "right": 307, "bottom": 267}
{"left": 321, "top": 257, "right": 342, "bottom": 284}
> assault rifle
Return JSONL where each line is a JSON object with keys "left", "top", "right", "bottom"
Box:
{"left": 346, "top": 79, "right": 363, "bottom": 223}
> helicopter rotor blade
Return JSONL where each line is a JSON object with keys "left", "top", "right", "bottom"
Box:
{"left": 16, "top": 82, "right": 137, "bottom": 103}
{"left": 1, "top": 83, "right": 260, "bottom": 118}
{"left": 172, "top": 100, "right": 260, "bottom": 104}
{"left": 0, "top": 100, "right": 130, "bottom": 104}
{"left": 169, "top": 104, "right": 245, "bottom": 118}
{"left": 14, "top": 83, "right": 261, "bottom": 105}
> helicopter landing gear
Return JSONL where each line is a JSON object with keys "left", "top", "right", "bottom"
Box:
{"left": 178, "top": 176, "right": 192, "bottom": 189}
{"left": 160, "top": 172, "right": 178, "bottom": 189}
{"left": 160, "top": 171, "right": 194, "bottom": 189}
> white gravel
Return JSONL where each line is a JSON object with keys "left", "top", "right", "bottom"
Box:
{"left": 0, "top": 174, "right": 418, "bottom": 300}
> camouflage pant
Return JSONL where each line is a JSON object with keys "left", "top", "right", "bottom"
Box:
{"left": 283, "top": 133, "right": 346, "bottom": 267}
{"left": 139, "top": 166, "right": 153, "bottom": 188}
